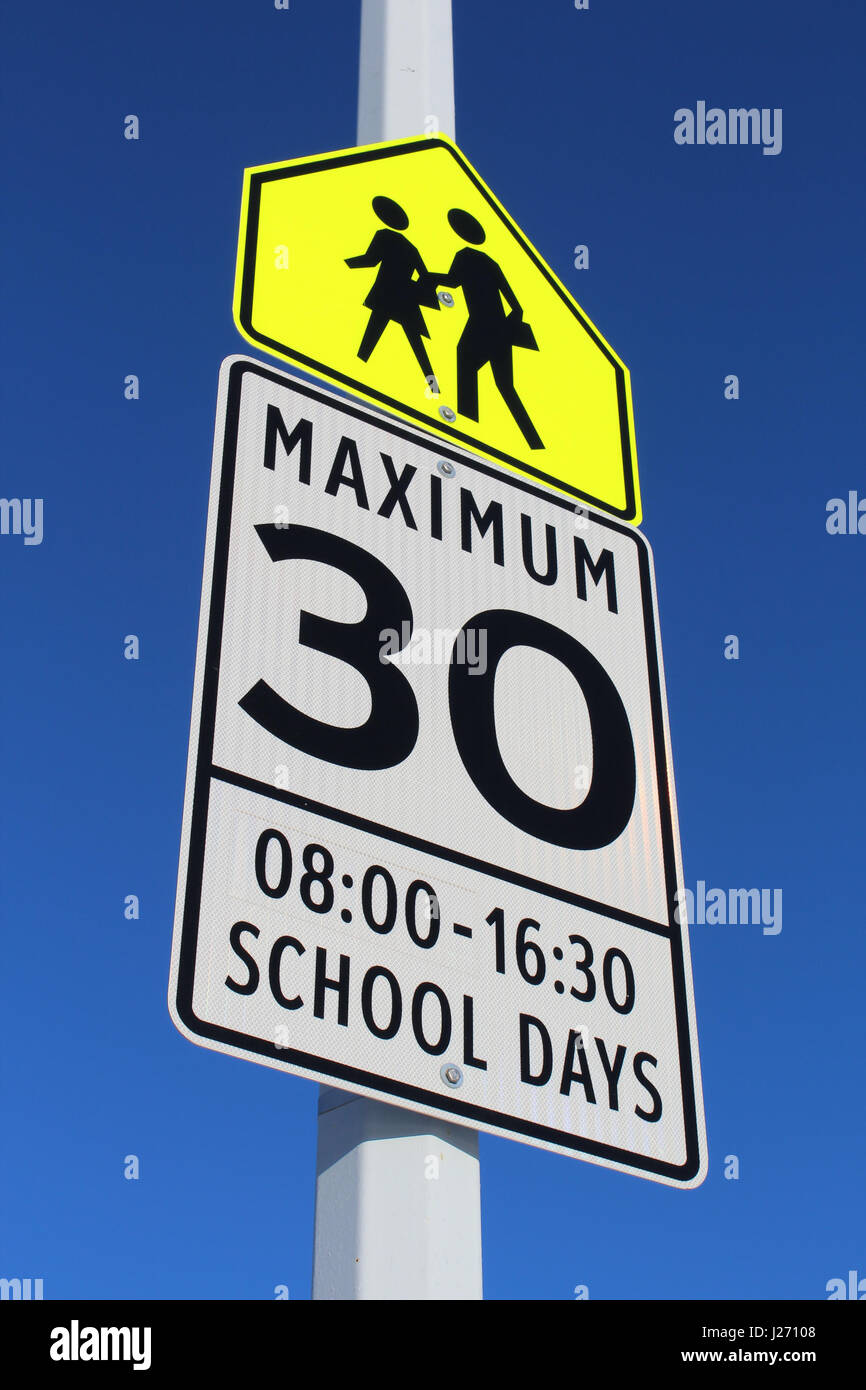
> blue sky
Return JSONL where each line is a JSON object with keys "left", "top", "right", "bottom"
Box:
{"left": 1, "top": 0, "right": 864, "bottom": 1300}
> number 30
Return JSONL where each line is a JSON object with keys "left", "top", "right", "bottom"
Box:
{"left": 239, "top": 524, "right": 636, "bottom": 851}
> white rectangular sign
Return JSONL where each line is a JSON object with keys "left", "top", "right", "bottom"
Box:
{"left": 169, "top": 356, "right": 706, "bottom": 1186}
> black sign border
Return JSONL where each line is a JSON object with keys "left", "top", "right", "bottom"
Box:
{"left": 173, "top": 358, "right": 701, "bottom": 1184}
{"left": 236, "top": 137, "right": 638, "bottom": 524}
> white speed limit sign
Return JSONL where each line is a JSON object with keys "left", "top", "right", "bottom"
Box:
{"left": 169, "top": 356, "right": 706, "bottom": 1187}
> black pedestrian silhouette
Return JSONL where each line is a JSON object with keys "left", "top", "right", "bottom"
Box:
{"left": 431, "top": 208, "right": 543, "bottom": 449}
{"left": 345, "top": 196, "right": 440, "bottom": 391}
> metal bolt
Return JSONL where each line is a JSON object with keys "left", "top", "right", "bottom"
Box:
{"left": 440, "top": 1063, "right": 463, "bottom": 1088}
{"left": 436, "top": 459, "right": 456, "bottom": 478}
{"left": 439, "top": 405, "right": 457, "bottom": 423}
{"left": 438, "top": 291, "right": 455, "bottom": 307}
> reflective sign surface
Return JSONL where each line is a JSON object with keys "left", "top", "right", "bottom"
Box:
{"left": 170, "top": 357, "right": 704, "bottom": 1185}
{"left": 234, "top": 137, "right": 641, "bottom": 522}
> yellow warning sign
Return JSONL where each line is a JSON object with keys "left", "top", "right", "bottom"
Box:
{"left": 234, "top": 136, "right": 641, "bottom": 522}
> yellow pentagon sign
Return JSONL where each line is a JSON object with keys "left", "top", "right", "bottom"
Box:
{"left": 234, "top": 135, "right": 641, "bottom": 522}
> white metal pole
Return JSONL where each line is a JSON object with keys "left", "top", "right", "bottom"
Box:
{"left": 311, "top": 0, "right": 482, "bottom": 1302}
{"left": 357, "top": 0, "right": 455, "bottom": 143}
{"left": 312, "top": 1086, "right": 482, "bottom": 1300}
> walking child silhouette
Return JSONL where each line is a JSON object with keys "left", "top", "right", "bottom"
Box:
{"left": 345, "top": 196, "right": 440, "bottom": 392}
{"left": 431, "top": 208, "right": 543, "bottom": 450}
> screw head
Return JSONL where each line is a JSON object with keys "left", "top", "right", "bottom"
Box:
{"left": 438, "top": 291, "right": 455, "bottom": 307}
{"left": 440, "top": 1063, "right": 463, "bottom": 1088}
{"left": 439, "top": 405, "right": 457, "bottom": 423}
{"left": 437, "top": 459, "right": 456, "bottom": 478}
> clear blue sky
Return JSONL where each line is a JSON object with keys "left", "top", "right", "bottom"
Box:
{"left": 1, "top": 0, "right": 863, "bottom": 1300}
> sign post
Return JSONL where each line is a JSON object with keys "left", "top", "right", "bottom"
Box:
{"left": 315, "top": 0, "right": 484, "bottom": 1301}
